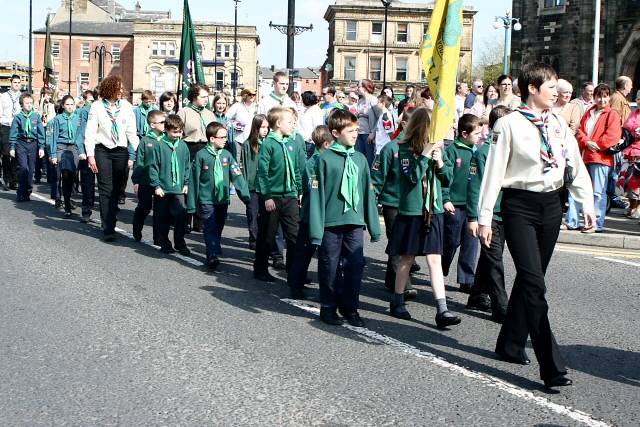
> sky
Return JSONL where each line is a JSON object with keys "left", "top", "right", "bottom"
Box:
{"left": 0, "top": 0, "right": 511, "bottom": 68}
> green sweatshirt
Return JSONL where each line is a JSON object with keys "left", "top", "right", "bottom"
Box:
{"left": 442, "top": 138, "right": 476, "bottom": 206}
{"left": 466, "top": 141, "right": 502, "bottom": 222}
{"left": 241, "top": 138, "right": 262, "bottom": 191}
{"left": 256, "top": 132, "right": 302, "bottom": 199}
{"left": 371, "top": 139, "right": 400, "bottom": 208}
{"left": 149, "top": 138, "right": 191, "bottom": 194}
{"left": 131, "top": 132, "right": 162, "bottom": 186}
{"left": 187, "top": 147, "right": 250, "bottom": 212}
{"left": 396, "top": 142, "right": 450, "bottom": 216}
{"left": 309, "top": 148, "right": 381, "bottom": 244}
{"left": 300, "top": 150, "right": 321, "bottom": 224}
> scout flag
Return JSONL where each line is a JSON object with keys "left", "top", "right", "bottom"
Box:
{"left": 43, "top": 14, "right": 57, "bottom": 89}
{"left": 420, "top": 0, "right": 463, "bottom": 143}
{"left": 178, "top": 0, "right": 205, "bottom": 106}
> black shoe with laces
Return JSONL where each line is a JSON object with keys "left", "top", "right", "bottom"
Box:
{"left": 340, "top": 311, "right": 365, "bottom": 327}
{"left": 320, "top": 308, "right": 343, "bottom": 326}
{"left": 254, "top": 271, "right": 276, "bottom": 282}
{"left": 272, "top": 258, "right": 286, "bottom": 270}
{"left": 207, "top": 256, "right": 221, "bottom": 270}
{"left": 289, "top": 287, "right": 305, "bottom": 300}
{"left": 176, "top": 246, "right": 191, "bottom": 256}
{"left": 466, "top": 294, "right": 492, "bottom": 312}
{"left": 160, "top": 246, "right": 175, "bottom": 254}
{"left": 54, "top": 199, "right": 63, "bottom": 210}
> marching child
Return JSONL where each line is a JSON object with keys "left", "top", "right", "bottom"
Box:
{"left": 374, "top": 94, "right": 397, "bottom": 156}
{"left": 288, "top": 125, "right": 333, "bottom": 299}
{"left": 46, "top": 95, "right": 85, "bottom": 217}
{"left": 9, "top": 93, "right": 45, "bottom": 202}
{"left": 149, "top": 114, "right": 191, "bottom": 256}
{"left": 309, "top": 109, "right": 381, "bottom": 327}
{"left": 466, "top": 106, "right": 512, "bottom": 322}
{"left": 441, "top": 113, "right": 482, "bottom": 293}
{"left": 131, "top": 110, "right": 165, "bottom": 243}
{"left": 241, "top": 114, "right": 269, "bottom": 250}
{"left": 134, "top": 90, "right": 158, "bottom": 140}
{"left": 77, "top": 90, "right": 97, "bottom": 223}
{"left": 253, "top": 106, "right": 303, "bottom": 282}
{"left": 188, "top": 122, "right": 251, "bottom": 270}
{"left": 385, "top": 107, "right": 461, "bottom": 329}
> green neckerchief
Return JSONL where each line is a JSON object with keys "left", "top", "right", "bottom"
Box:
{"left": 21, "top": 110, "right": 34, "bottom": 137}
{"left": 270, "top": 92, "right": 285, "bottom": 105}
{"left": 62, "top": 112, "right": 76, "bottom": 140}
{"left": 268, "top": 131, "right": 295, "bottom": 192}
{"left": 454, "top": 138, "right": 477, "bottom": 153}
{"left": 329, "top": 142, "right": 359, "bottom": 213}
{"left": 205, "top": 144, "right": 226, "bottom": 203}
{"left": 161, "top": 134, "right": 181, "bottom": 186}
{"left": 139, "top": 103, "right": 155, "bottom": 135}
{"left": 190, "top": 104, "right": 207, "bottom": 135}
{"left": 145, "top": 129, "right": 162, "bottom": 141}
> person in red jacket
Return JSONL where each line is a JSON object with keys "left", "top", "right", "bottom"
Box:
{"left": 563, "top": 83, "right": 621, "bottom": 232}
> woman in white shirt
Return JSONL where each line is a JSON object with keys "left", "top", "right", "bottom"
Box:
{"left": 226, "top": 87, "right": 257, "bottom": 160}
{"left": 477, "top": 63, "right": 595, "bottom": 389}
{"left": 84, "top": 75, "right": 139, "bottom": 241}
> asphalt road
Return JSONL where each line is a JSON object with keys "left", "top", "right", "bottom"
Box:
{"left": 0, "top": 185, "right": 638, "bottom": 426}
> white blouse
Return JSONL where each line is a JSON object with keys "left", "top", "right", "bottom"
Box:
{"left": 83, "top": 99, "right": 139, "bottom": 157}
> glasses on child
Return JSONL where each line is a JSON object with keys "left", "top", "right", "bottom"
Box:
{"left": 214, "top": 135, "right": 229, "bottom": 140}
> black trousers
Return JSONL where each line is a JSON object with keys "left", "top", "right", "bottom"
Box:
{"left": 15, "top": 139, "right": 37, "bottom": 199}
{"left": 287, "top": 222, "right": 317, "bottom": 290}
{"left": 154, "top": 193, "right": 187, "bottom": 250}
{"left": 78, "top": 158, "right": 95, "bottom": 216}
{"left": 254, "top": 196, "right": 299, "bottom": 274}
{"left": 246, "top": 191, "right": 259, "bottom": 243}
{"left": 442, "top": 207, "right": 479, "bottom": 285}
{"left": 470, "top": 219, "right": 508, "bottom": 316}
{"left": 496, "top": 188, "right": 566, "bottom": 381}
{"left": 1, "top": 125, "right": 16, "bottom": 186}
{"left": 132, "top": 184, "right": 157, "bottom": 242}
{"left": 382, "top": 206, "right": 398, "bottom": 289}
{"left": 95, "top": 145, "right": 129, "bottom": 235}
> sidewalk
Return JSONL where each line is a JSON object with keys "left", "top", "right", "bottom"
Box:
{"left": 558, "top": 207, "right": 640, "bottom": 249}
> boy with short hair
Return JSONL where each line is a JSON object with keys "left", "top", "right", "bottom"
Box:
{"left": 149, "top": 114, "right": 191, "bottom": 256}
{"left": 9, "top": 93, "right": 45, "bottom": 202}
{"left": 132, "top": 110, "right": 165, "bottom": 243}
{"left": 253, "top": 106, "right": 302, "bottom": 282}
{"left": 288, "top": 125, "right": 333, "bottom": 299}
{"left": 309, "top": 110, "right": 381, "bottom": 327}
{"left": 441, "top": 113, "right": 482, "bottom": 292}
{"left": 188, "top": 122, "right": 251, "bottom": 270}
{"left": 134, "top": 90, "right": 158, "bottom": 140}
{"left": 77, "top": 90, "right": 97, "bottom": 222}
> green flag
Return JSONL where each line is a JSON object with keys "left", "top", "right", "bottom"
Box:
{"left": 178, "top": 0, "right": 205, "bottom": 107}
{"left": 43, "top": 14, "right": 57, "bottom": 89}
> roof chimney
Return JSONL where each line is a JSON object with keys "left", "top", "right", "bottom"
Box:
{"left": 135, "top": 1, "right": 141, "bottom": 11}
{"left": 270, "top": 65, "right": 275, "bottom": 72}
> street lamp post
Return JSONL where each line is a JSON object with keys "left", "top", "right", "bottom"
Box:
{"left": 90, "top": 44, "right": 113, "bottom": 84}
{"left": 68, "top": 0, "right": 73, "bottom": 94}
{"left": 233, "top": 0, "right": 240, "bottom": 99}
{"left": 214, "top": 27, "right": 218, "bottom": 91}
{"left": 381, "top": 0, "right": 391, "bottom": 88}
{"left": 493, "top": 12, "right": 521, "bottom": 75}
{"left": 28, "top": 0, "right": 32, "bottom": 94}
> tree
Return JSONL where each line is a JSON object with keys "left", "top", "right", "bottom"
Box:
{"left": 472, "top": 33, "right": 505, "bottom": 85}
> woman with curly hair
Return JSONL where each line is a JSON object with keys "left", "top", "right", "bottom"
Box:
{"left": 84, "top": 75, "right": 139, "bottom": 242}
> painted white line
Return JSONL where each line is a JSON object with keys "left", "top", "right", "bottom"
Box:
{"left": 281, "top": 299, "right": 611, "bottom": 427}
{"left": 28, "top": 191, "right": 610, "bottom": 426}
{"left": 595, "top": 256, "right": 640, "bottom": 268}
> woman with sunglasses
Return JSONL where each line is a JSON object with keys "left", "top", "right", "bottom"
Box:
{"left": 496, "top": 74, "right": 521, "bottom": 110}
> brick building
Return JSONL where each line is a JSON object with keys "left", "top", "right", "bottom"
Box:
{"left": 258, "top": 67, "right": 322, "bottom": 97}
{"left": 511, "top": 0, "right": 640, "bottom": 90}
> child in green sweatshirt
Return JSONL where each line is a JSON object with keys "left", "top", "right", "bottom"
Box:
{"left": 441, "top": 113, "right": 482, "bottom": 293}
{"left": 309, "top": 110, "right": 381, "bottom": 327}
{"left": 132, "top": 110, "right": 165, "bottom": 244}
{"left": 188, "top": 122, "right": 251, "bottom": 270}
{"left": 149, "top": 114, "right": 191, "bottom": 256}
{"left": 241, "top": 114, "right": 268, "bottom": 249}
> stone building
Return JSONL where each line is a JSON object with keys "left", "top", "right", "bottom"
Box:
{"left": 323, "top": 0, "right": 476, "bottom": 92}
{"left": 511, "top": 0, "right": 640, "bottom": 90}
{"left": 0, "top": 62, "right": 31, "bottom": 92}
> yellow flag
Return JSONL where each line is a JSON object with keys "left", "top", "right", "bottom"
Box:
{"left": 420, "top": 0, "right": 463, "bottom": 143}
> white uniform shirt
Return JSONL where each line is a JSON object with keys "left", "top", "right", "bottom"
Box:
{"left": 477, "top": 112, "right": 594, "bottom": 226}
{"left": 0, "top": 90, "right": 21, "bottom": 126}
{"left": 298, "top": 104, "right": 325, "bottom": 142}
{"left": 83, "top": 98, "right": 139, "bottom": 157}
{"left": 226, "top": 101, "right": 257, "bottom": 143}
{"left": 257, "top": 92, "right": 297, "bottom": 115}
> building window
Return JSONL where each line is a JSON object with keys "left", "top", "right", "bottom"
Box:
{"left": 346, "top": 20, "right": 357, "bottom": 41}
{"left": 395, "top": 57, "right": 407, "bottom": 81}
{"left": 165, "top": 68, "right": 176, "bottom": 93}
{"left": 80, "top": 43, "right": 90, "bottom": 60}
{"left": 233, "top": 44, "right": 240, "bottom": 57}
{"left": 369, "top": 57, "right": 382, "bottom": 81}
{"left": 224, "top": 45, "right": 231, "bottom": 58}
{"left": 79, "top": 72, "right": 90, "bottom": 85}
{"left": 151, "top": 41, "right": 176, "bottom": 58}
{"left": 344, "top": 56, "right": 356, "bottom": 81}
{"left": 216, "top": 71, "right": 224, "bottom": 91}
{"left": 230, "top": 71, "right": 239, "bottom": 88}
{"left": 543, "top": 0, "right": 565, "bottom": 7}
{"left": 197, "top": 43, "right": 204, "bottom": 57}
{"left": 150, "top": 67, "right": 163, "bottom": 96}
{"left": 111, "top": 44, "right": 120, "bottom": 61}
{"left": 52, "top": 41, "right": 60, "bottom": 58}
{"left": 371, "top": 22, "right": 383, "bottom": 43}
{"left": 397, "top": 23, "right": 408, "bottom": 43}
{"left": 420, "top": 70, "right": 426, "bottom": 82}
{"left": 216, "top": 44, "right": 222, "bottom": 58}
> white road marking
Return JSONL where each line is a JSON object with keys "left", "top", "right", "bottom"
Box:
{"left": 28, "top": 191, "right": 611, "bottom": 427}
{"left": 595, "top": 256, "right": 640, "bottom": 268}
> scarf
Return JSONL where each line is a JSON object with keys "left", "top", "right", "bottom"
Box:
{"left": 206, "top": 144, "right": 225, "bottom": 203}
{"left": 139, "top": 103, "right": 155, "bottom": 135}
{"left": 516, "top": 103, "right": 558, "bottom": 172}
{"left": 190, "top": 104, "right": 207, "bottom": 135}
{"left": 21, "top": 111, "right": 34, "bottom": 138}
{"left": 146, "top": 129, "right": 162, "bottom": 141}
{"left": 270, "top": 92, "right": 285, "bottom": 106}
{"left": 161, "top": 134, "right": 181, "bottom": 186}
{"left": 102, "top": 99, "right": 121, "bottom": 145}
{"left": 330, "top": 142, "right": 359, "bottom": 213}
{"left": 63, "top": 112, "right": 76, "bottom": 140}
{"left": 269, "top": 131, "right": 296, "bottom": 192}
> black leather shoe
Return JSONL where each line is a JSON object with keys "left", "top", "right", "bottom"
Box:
{"left": 207, "top": 256, "right": 221, "bottom": 270}
{"left": 176, "top": 246, "right": 191, "bottom": 256}
{"left": 254, "top": 271, "right": 276, "bottom": 282}
{"left": 435, "top": 312, "right": 461, "bottom": 329}
{"left": 340, "top": 311, "right": 365, "bottom": 327}
{"left": 466, "top": 294, "right": 492, "bottom": 313}
{"left": 410, "top": 262, "right": 421, "bottom": 273}
{"left": 54, "top": 199, "right": 63, "bottom": 210}
{"left": 320, "top": 308, "right": 343, "bottom": 326}
{"left": 272, "top": 258, "right": 286, "bottom": 270}
{"left": 404, "top": 288, "right": 418, "bottom": 301}
{"left": 118, "top": 195, "right": 126, "bottom": 205}
{"left": 495, "top": 349, "right": 531, "bottom": 365}
{"left": 133, "top": 231, "right": 142, "bottom": 242}
{"left": 289, "top": 287, "right": 305, "bottom": 300}
{"left": 249, "top": 241, "right": 256, "bottom": 250}
{"left": 102, "top": 234, "right": 116, "bottom": 243}
{"left": 390, "top": 302, "right": 412, "bottom": 320}
{"left": 459, "top": 283, "right": 472, "bottom": 294}
{"left": 160, "top": 246, "right": 175, "bottom": 254}
{"left": 544, "top": 375, "right": 573, "bottom": 389}
{"left": 491, "top": 311, "right": 507, "bottom": 324}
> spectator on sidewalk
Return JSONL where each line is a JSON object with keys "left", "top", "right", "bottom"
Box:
{"left": 552, "top": 79, "right": 581, "bottom": 135}
{"left": 569, "top": 82, "right": 595, "bottom": 119}
{"left": 465, "top": 79, "right": 484, "bottom": 112}
{"left": 496, "top": 74, "right": 521, "bottom": 110}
